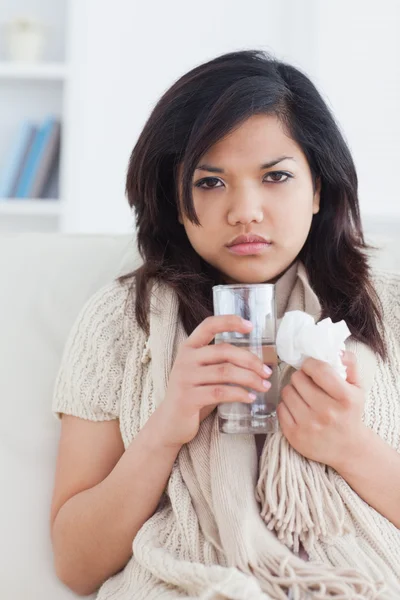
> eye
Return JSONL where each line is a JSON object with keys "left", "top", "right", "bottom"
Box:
{"left": 194, "top": 177, "right": 223, "bottom": 190}
{"left": 193, "top": 171, "right": 293, "bottom": 190}
{"left": 264, "top": 171, "right": 292, "bottom": 183}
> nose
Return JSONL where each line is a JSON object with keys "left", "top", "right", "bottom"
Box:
{"left": 226, "top": 189, "right": 264, "bottom": 225}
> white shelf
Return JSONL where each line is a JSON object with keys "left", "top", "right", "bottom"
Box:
{"left": 0, "top": 62, "right": 68, "bottom": 81}
{"left": 0, "top": 199, "right": 62, "bottom": 217}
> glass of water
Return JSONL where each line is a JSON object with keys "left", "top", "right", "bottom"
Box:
{"left": 212, "top": 283, "right": 278, "bottom": 434}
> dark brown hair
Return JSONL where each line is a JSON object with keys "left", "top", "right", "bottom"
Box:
{"left": 118, "top": 49, "right": 387, "bottom": 361}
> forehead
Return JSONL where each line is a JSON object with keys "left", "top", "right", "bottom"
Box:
{"left": 202, "top": 114, "right": 301, "bottom": 165}
{"left": 177, "top": 114, "right": 306, "bottom": 179}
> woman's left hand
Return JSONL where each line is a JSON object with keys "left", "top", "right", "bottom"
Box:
{"left": 277, "top": 350, "right": 367, "bottom": 469}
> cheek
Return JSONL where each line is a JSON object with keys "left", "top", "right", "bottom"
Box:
{"left": 192, "top": 197, "right": 221, "bottom": 225}
{"left": 272, "top": 199, "right": 314, "bottom": 249}
{"left": 188, "top": 200, "right": 222, "bottom": 240}
{"left": 278, "top": 203, "right": 313, "bottom": 229}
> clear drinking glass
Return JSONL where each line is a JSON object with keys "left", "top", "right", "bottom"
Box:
{"left": 212, "top": 283, "right": 278, "bottom": 434}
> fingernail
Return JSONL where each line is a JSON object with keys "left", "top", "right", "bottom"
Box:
{"left": 263, "top": 364, "right": 272, "bottom": 375}
{"left": 242, "top": 319, "right": 252, "bottom": 327}
{"left": 248, "top": 392, "right": 257, "bottom": 400}
{"left": 263, "top": 380, "right": 271, "bottom": 389}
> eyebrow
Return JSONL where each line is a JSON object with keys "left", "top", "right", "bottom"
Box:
{"left": 195, "top": 156, "right": 295, "bottom": 173}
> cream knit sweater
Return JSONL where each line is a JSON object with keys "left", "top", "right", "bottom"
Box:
{"left": 52, "top": 260, "right": 400, "bottom": 599}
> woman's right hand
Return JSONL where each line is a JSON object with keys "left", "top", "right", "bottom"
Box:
{"left": 156, "top": 315, "right": 273, "bottom": 448}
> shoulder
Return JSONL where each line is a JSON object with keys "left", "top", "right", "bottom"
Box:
{"left": 59, "top": 277, "right": 143, "bottom": 377}
{"left": 52, "top": 277, "right": 140, "bottom": 421}
{"left": 370, "top": 266, "right": 400, "bottom": 285}
{"left": 79, "top": 278, "right": 134, "bottom": 319}
{"left": 369, "top": 268, "right": 400, "bottom": 333}
{"left": 370, "top": 268, "right": 400, "bottom": 303}
{"left": 74, "top": 277, "right": 138, "bottom": 341}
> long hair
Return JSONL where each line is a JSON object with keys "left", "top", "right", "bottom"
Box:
{"left": 118, "top": 49, "right": 387, "bottom": 361}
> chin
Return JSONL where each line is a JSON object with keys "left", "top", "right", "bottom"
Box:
{"left": 224, "top": 255, "right": 298, "bottom": 285}
{"left": 223, "top": 269, "right": 276, "bottom": 285}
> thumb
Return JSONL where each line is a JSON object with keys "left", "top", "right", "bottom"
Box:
{"left": 341, "top": 350, "right": 361, "bottom": 387}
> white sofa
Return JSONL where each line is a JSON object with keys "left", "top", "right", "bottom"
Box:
{"left": 0, "top": 231, "right": 399, "bottom": 600}
{"left": 0, "top": 233, "right": 140, "bottom": 600}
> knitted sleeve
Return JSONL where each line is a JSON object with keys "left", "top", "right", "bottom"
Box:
{"left": 52, "top": 280, "right": 133, "bottom": 421}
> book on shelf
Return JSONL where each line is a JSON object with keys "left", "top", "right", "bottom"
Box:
{"left": 0, "top": 116, "right": 61, "bottom": 201}
{"left": 0, "top": 120, "right": 37, "bottom": 198}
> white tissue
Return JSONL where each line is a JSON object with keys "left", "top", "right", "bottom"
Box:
{"left": 276, "top": 310, "right": 351, "bottom": 379}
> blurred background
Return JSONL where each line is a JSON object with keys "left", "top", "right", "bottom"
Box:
{"left": 0, "top": 0, "right": 399, "bottom": 240}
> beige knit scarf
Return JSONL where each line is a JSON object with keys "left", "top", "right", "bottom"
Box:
{"left": 133, "top": 259, "right": 396, "bottom": 599}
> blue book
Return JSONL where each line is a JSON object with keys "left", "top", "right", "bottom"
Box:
{"left": 0, "top": 120, "right": 37, "bottom": 198}
{"left": 15, "top": 116, "right": 58, "bottom": 199}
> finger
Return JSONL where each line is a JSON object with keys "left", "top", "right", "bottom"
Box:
{"left": 194, "top": 384, "right": 255, "bottom": 407}
{"left": 290, "top": 370, "right": 322, "bottom": 411}
{"left": 187, "top": 315, "right": 252, "bottom": 349}
{"left": 341, "top": 351, "right": 362, "bottom": 388}
{"left": 301, "top": 357, "right": 348, "bottom": 403}
{"left": 277, "top": 399, "right": 296, "bottom": 428}
{"left": 196, "top": 342, "right": 272, "bottom": 380}
{"left": 281, "top": 385, "right": 310, "bottom": 424}
{"left": 193, "top": 363, "right": 271, "bottom": 395}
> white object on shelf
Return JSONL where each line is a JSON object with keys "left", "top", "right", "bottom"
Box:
{"left": 3, "top": 17, "right": 48, "bottom": 63}
{"left": 0, "top": 61, "right": 68, "bottom": 81}
{"left": 0, "top": 199, "right": 62, "bottom": 217}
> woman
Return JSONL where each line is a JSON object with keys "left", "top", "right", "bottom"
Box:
{"left": 50, "top": 50, "right": 400, "bottom": 599}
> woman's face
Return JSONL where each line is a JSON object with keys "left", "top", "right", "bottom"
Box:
{"left": 177, "top": 114, "right": 320, "bottom": 284}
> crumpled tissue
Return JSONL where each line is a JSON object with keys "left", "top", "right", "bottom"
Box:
{"left": 276, "top": 310, "right": 352, "bottom": 380}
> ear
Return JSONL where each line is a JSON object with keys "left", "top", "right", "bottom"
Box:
{"left": 312, "top": 177, "right": 321, "bottom": 215}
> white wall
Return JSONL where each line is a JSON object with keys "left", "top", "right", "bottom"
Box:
{"left": 269, "top": 0, "right": 400, "bottom": 220}
{"left": 313, "top": 0, "right": 400, "bottom": 219}
{"left": 62, "top": 0, "right": 400, "bottom": 233}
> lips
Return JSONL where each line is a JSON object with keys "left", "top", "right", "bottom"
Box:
{"left": 225, "top": 233, "right": 272, "bottom": 257}
{"left": 226, "top": 234, "right": 271, "bottom": 247}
